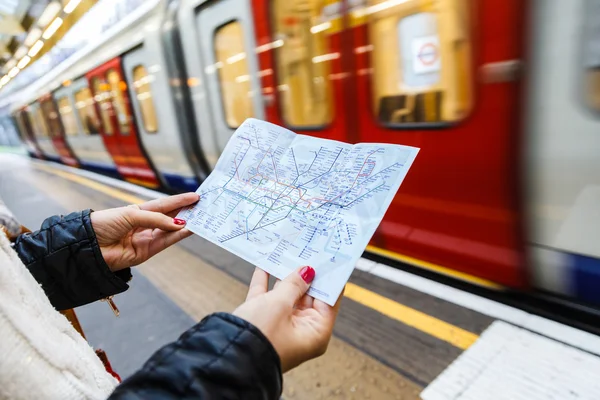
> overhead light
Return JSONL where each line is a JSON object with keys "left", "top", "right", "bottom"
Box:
{"left": 14, "top": 46, "right": 28, "bottom": 60}
{"left": 226, "top": 52, "right": 246, "bottom": 65}
{"left": 43, "top": 17, "right": 63, "bottom": 40}
{"left": 8, "top": 67, "right": 19, "bottom": 78}
{"left": 366, "top": 0, "right": 410, "bottom": 15}
{"left": 310, "top": 21, "right": 331, "bottom": 34}
{"left": 0, "top": 76, "right": 9, "bottom": 86}
{"left": 38, "top": 1, "right": 62, "bottom": 28}
{"left": 17, "top": 56, "right": 31, "bottom": 69}
{"left": 28, "top": 40, "right": 44, "bottom": 57}
{"left": 24, "top": 28, "right": 43, "bottom": 47}
{"left": 64, "top": 0, "right": 82, "bottom": 14}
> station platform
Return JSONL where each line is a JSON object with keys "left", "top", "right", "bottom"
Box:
{"left": 1, "top": 153, "right": 600, "bottom": 399}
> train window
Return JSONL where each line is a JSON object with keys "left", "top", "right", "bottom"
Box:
{"left": 214, "top": 21, "right": 254, "bottom": 128}
{"left": 132, "top": 65, "right": 158, "bottom": 133}
{"left": 31, "top": 106, "right": 50, "bottom": 138}
{"left": 40, "top": 100, "right": 63, "bottom": 138}
{"left": 57, "top": 97, "right": 79, "bottom": 136}
{"left": 15, "top": 112, "right": 30, "bottom": 141}
{"left": 271, "top": 0, "right": 333, "bottom": 128}
{"left": 368, "top": 0, "right": 473, "bottom": 126}
{"left": 107, "top": 70, "right": 131, "bottom": 135}
{"left": 92, "top": 77, "right": 114, "bottom": 135}
{"left": 74, "top": 87, "right": 101, "bottom": 135}
{"left": 583, "top": 0, "right": 600, "bottom": 113}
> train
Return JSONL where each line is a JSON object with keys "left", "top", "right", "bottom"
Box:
{"left": 0, "top": 0, "right": 599, "bottom": 310}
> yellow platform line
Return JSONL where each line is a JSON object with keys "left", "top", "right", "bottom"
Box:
{"left": 366, "top": 245, "right": 504, "bottom": 290}
{"left": 34, "top": 163, "right": 480, "bottom": 350}
{"left": 345, "top": 283, "right": 478, "bottom": 349}
{"left": 35, "top": 164, "right": 146, "bottom": 205}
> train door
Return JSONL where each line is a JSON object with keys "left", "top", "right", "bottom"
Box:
{"left": 13, "top": 110, "right": 43, "bottom": 158}
{"left": 349, "top": 0, "right": 524, "bottom": 286}
{"left": 39, "top": 94, "right": 79, "bottom": 167}
{"left": 55, "top": 79, "right": 119, "bottom": 176}
{"left": 26, "top": 102, "right": 61, "bottom": 162}
{"left": 525, "top": 0, "right": 600, "bottom": 305}
{"left": 193, "top": 0, "right": 265, "bottom": 167}
{"left": 87, "top": 59, "right": 162, "bottom": 188}
{"left": 122, "top": 47, "right": 199, "bottom": 192}
{"left": 0, "top": 119, "right": 8, "bottom": 147}
{"left": 0, "top": 119, "right": 7, "bottom": 146}
{"left": 251, "top": 0, "right": 355, "bottom": 143}
{"left": 0, "top": 117, "right": 21, "bottom": 147}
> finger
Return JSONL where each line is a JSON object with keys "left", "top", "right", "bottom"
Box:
{"left": 314, "top": 286, "right": 344, "bottom": 321}
{"left": 147, "top": 228, "right": 194, "bottom": 257}
{"left": 139, "top": 193, "right": 200, "bottom": 215}
{"left": 126, "top": 208, "right": 186, "bottom": 232}
{"left": 273, "top": 278, "right": 282, "bottom": 290}
{"left": 272, "top": 265, "right": 315, "bottom": 308}
{"left": 246, "top": 268, "right": 269, "bottom": 300}
{"left": 297, "top": 293, "right": 314, "bottom": 310}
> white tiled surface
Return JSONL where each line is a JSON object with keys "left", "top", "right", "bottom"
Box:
{"left": 421, "top": 321, "right": 600, "bottom": 400}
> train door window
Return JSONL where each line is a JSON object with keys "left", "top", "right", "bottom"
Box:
{"left": 107, "top": 69, "right": 131, "bottom": 135}
{"left": 214, "top": 21, "right": 254, "bottom": 128}
{"left": 271, "top": 0, "right": 334, "bottom": 127}
{"left": 57, "top": 96, "right": 79, "bottom": 136}
{"left": 74, "top": 87, "right": 101, "bottom": 135}
{"left": 367, "top": 0, "right": 473, "bottom": 126}
{"left": 132, "top": 65, "right": 158, "bottom": 133}
{"left": 92, "top": 77, "right": 114, "bottom": 135}
{"left": 32, "top": 106, "right": 50, "bottom": 138}
{"left": 583, "top": 0, "right": 600, "bottom": 113}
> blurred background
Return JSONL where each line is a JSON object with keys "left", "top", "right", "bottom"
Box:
{"left": 0, "top": 0, "right": 599, "bottom": 398}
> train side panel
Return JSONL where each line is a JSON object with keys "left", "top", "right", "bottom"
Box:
{"left": 242, "top": 0, "right": 527, "bottom": 287}
{"left": 54, "top": 78, "right": 120, "bottom": 177}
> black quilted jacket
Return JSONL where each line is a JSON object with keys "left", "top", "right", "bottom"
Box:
{"left": 13, "top": 210, "right": 283, "bottom": 399}
{"left": 14, "top": 209, "right": 132, "bottom": 310}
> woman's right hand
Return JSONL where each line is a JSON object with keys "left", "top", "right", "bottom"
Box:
{"left": 233, "top": 266, "right": 342, "bottom": 372}
{"left": 91, "top": 193, "right": 199, "bottom": 271}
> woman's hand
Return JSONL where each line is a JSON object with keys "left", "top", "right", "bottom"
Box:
{"left": 91, "top": 193, "right": 199, "bottom": 271}
{"left": 233, "top": 266, "right": 342, "bottom": 372}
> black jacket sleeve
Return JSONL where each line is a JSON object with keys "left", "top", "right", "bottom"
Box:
{"left": 109, "top": 313, "right": 283, "bottom": 400}
{"left": 13, "top": 209, "right": 132, "bottom": 310}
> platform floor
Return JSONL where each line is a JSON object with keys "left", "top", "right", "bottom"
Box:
{"left": 1, "top": 153, "right": 599, "bottom": 399}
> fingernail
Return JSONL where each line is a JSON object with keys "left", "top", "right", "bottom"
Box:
{"left": 299, "top": 266, "right": 315, "bottom": 283}
{"left": 173, "top": 218, "right": 186, "bottom": 226}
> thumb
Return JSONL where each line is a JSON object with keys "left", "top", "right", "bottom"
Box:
{"left": 126, "top": 208, "right": 186, "bottom": 232}
{"left": 272, "top": 266, "right": 315, "bottom": 308}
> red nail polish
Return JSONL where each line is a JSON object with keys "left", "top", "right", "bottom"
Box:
{"left": 299, "top": 266, "right": 315, "bottom": 283}
{"left": 173, "top": 218, "right": 186, "bottom": 226}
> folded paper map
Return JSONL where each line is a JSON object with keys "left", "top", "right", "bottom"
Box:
{"left": 178, "top": 119, "right": 419, "bottom": 305}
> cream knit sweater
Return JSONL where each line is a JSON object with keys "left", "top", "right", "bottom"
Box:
{"left": 0, "top": 232, "right": 118, "bottom": 399}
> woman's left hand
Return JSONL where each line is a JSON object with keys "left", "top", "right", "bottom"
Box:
{"left": 91, "top": 193, "right": 199, "bottom": 271}
{"left": 234, "top": 266, "right": 342, "bottom": 372}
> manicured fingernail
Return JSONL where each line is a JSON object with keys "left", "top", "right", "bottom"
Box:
{"left": 299, "top": 266, "right": 315, "bottom": 283}
{"left": 173, "top": 218, "right": 186, "bottom": 226}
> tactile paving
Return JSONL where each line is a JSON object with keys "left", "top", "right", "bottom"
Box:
{"left": 422, "top": 321, "right": 600, "bottom": 400}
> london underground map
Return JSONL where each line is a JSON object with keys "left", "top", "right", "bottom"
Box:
{"left": 178, "top": 119, "right": 419, "bottom": 305}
